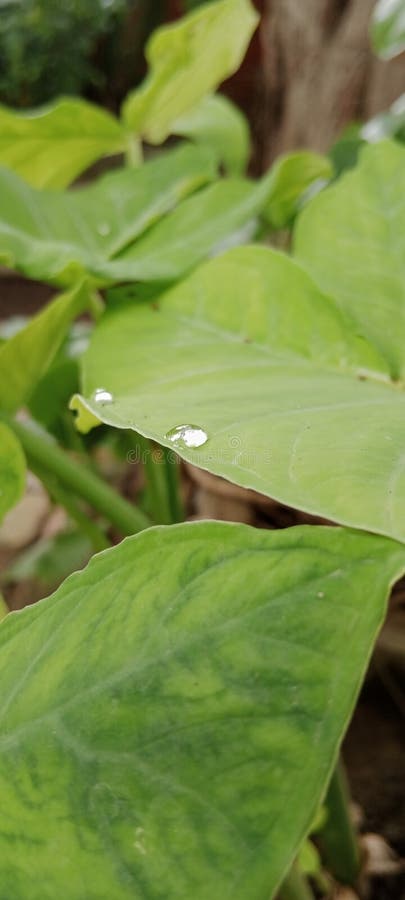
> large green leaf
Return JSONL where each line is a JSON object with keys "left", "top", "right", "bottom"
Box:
{"left": 0, "top": 521, "right": 404, "bottom": 898}
{"left": 172, "top": 93, "right": 250, "bottom": 175}
{"left": 0, "top": 282, "right": 90, "bottom": 414}
{"left": 294, "top": 140, "right": 405, "bottom": 380}
{"left": 0, "top": 144, "right": 216, "bottom": 286}
{"left": 122, "top": 0, "right": 259, "bottom": 142}
{"left": 0, "top": 423, "right": 26, "bottom": 522}
{"left": 0, "top": 98, "right": 125, "bottom": 190}
{"left": 73, "top": 243, "right": 405, "bottom": 542}
{"left": 371, "top": 0, "right": 405, "bottom": 59}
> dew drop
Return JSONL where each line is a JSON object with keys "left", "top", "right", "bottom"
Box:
{"left": 165, "top": 424, "right": 208, "bottom": 449}
{"left": 97, "top": 222, "right": 111, "bottom": 237}
{"left": 92, "top": 387, "right": 114, "bottom": 406}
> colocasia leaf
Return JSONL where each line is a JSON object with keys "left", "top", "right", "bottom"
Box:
{"left": 122, "top": 0, "right": 259, "bottom": 143}
{"left": 74, "top": 235, "right": 405, "bottom": 542}
{"left": 0, "top": 522, "right": 404, "bottom": 898}
{"left": 0, "top": 281, "right": 91, "bottom": 414}
{"left": 0, "top": 98, "right": 125, "bottom": 189}
{"left": 295, "top": 140, "right": 405, "bottom": 380}
{"left": 0, "top": 144, "right": 216, "bottom": 286}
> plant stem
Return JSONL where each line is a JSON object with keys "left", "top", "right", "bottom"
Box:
{"left": 278, "top": 862, "right": 315, "bottom": 900}
{"left": 7, "top": 417, "right": 151, "bottom": 537}
{"left": 126, "top": 134, "right": 143, "bottom": 166}
{"left": 318, "top": 759, "right": 360, "bottom": 886}
{"left": 133, "top": 435, "right": 184, "bottom": 525}
{"left": 162, "top": 446, "right": 184, "bottom": 523}
{"left": 35, "top": 465, "right": 110, "bottom": 553}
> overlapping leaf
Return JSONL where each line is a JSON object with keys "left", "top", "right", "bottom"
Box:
{"left": 0, "top": 521, "right": 404, "bottom": 898}
{"left": 0, "top": 282, "right": 90, "bottom": 413}
{"left": 0, "top": 144, "right": 216, "bottom": 286}
{"left": 0, "top": 98, "right": 125, "bottom": 189}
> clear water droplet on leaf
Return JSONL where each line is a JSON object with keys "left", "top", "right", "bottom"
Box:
{"left": 92, "top": 388, "right": 114, "bottom": 406}
{"left": 165, "top": 424, "right": 208, "bottom": 449}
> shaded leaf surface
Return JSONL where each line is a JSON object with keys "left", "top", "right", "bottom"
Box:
{"left": 0, "top": 144, "right": 216, "bottom": 286}
{"left": 0, "top": 522, "right": 404, "bottom": 898}
{"left": 0, "top": 98, "right": 124, "bottom": 189}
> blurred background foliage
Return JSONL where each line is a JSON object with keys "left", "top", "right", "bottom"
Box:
{"left": 0, "top": 0, "right": 170, "bottom": 109}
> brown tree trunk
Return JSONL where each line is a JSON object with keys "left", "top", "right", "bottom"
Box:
{"left": 257, "top": 0, "right": 405, "bottom": 167}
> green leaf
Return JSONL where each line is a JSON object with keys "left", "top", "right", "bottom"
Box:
{"left": 0, "top": 282, "right": 90, "bottom": 414}
{"left": 0, "top": 423, "right": 26, "bottom": 522}
{"left": 74, "top": 242, "right": 405, "bottom": 543}
{"left": 172, "top": 93, "right": 250, "bottom": 175}
{"left": 122, "top": 0, "right": 259, "bottom": 142}
{"left": 0, "top": 98, "right": 125, "bottom": 189}
{"left": 371, "top": 0, "right": 405, "bottom": 59}
{"left": 0, "top": 521, "right": 403, "bottom": 898}
{"left": 262, "top": 152, "right": 333, "bottom": 229}
{"left": 0, "top": 143, "right": 216, "bottom": 286}
{"left": 111, "top": 177, "right": 268, "bottom": 282}
{"left": 294, "top": 140, "right": 405, "bottom": 380}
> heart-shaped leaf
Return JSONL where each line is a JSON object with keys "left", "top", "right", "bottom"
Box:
{"left": 0, "top": 521, "right": 403, "bottom": 898}
{"left": 0, "top": 98, "right": 125, "bottom": 189}
{"left": 0, "top": 143, "right": 216, "bottom": 287}
{"left": 122, "top": 0, "right": 259, "bottom": 143}
{"left": 294, "top": 140, "right": 405, "bottom": 379}
{"left": 73, "top": 239, "right": 405, "bottom": 542}
{"left": 0, "top": 423, "right": 26, "bottom": 522}
{"left": 0, "top": 281, "right": 90, "bottom": 414}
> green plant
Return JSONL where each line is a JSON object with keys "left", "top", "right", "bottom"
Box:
{"left": 0, "top": 0, "right": 128, "bottom": 108}
{"left": 0, "top": 1, "right": 404, "bottom": 898}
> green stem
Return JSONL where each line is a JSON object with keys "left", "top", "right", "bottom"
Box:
{"left": 133, "top": 435, "right": 184, "bottom": 525}
{"left": 35, "top": 465, "right": 110, "bottom": 553}
{"left": 126, "top": 134, "right": 143, "bottom": 167}
{"left": 278, "top": 862, "right": 315, "bottom": 900}
{"left": 318, "top": 760, "right": 360, "bottom": 886}
{"left": 162, "top": 446, "right": 184, "bottom": 523}
{"left": 7, "top": 417, "right": 151, "bottom": 537}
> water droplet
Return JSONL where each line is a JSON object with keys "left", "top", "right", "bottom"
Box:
{"left": 165, "top": 424, "right": 208, "bottom": 449}
{"left": 97, "top": 222, "right": 111, "bottom": 237}
{"left": 92, "top": 388, "right": 114, "bottom": 406}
